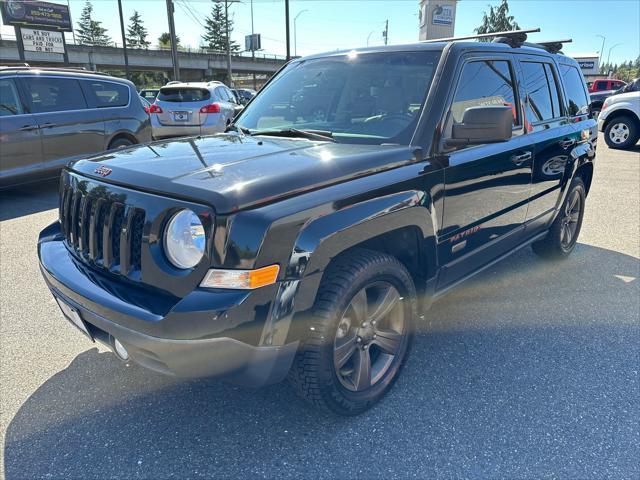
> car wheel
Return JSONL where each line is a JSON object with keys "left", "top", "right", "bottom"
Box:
{"left": 604, "top": 115, "right": 639, "bottom": 149}
{"left": 532, "top": 177, "right": 586, "bottom": 259}
{"left": 108, "top": 137, "right": 135, "bottom": 150}
{"left": 287, "top": 249, "right": 416, "bottom": 415}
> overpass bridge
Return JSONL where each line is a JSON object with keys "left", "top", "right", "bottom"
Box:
{"left": 0, "top": 39, "right": 286, "bottom": 85}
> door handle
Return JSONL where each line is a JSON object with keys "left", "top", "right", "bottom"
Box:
{"left": 39, "top": 122, "right": 56, "bottom": 128}
{"left": 559, "top": 138, "right": 576, "bottom": 149}
{"left": 510, "top": 151, "right": 532, "bottom": 165}
{"left": 19, "top": 125, "right": 38, "bottom": 131}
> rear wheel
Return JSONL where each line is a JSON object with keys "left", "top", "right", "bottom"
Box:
{"left": 532, "top": 177, "right": 586, "bottom": 259}
{"left": 108, "top": 137, "right": 135, "bottom": 150}
{"left": 604, "top": 115, "right": 639, "bottom": 149}
{"left": 287, "top": 249, "right": 416, "bottom": 415}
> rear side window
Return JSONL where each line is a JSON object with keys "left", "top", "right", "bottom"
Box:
{"left": 451, "top": 60, "right": 519, "bottom": 126}
{"left": 215, "top": 87, "right": 231, "bottom": 102}
{"left": 521, "top": 62, "right": 561, "bottom": 122}
{"left": 157, "top": 88, "right": 210, "bottom": 103}
{"left": 0, "top": 78, "right": 24, "bottom": 116}
{"left": 560, "top": 65, "right": 589, "bottom": 116}
{"left": 22, "top": 77, "right": 87, "bottom": 113}
{"left": 84, "top": 80, "right": 130, "bottom": 107}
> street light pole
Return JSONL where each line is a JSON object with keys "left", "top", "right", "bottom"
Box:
{"left": 606, "top": 43, "right": 622, "bottom": 70}
{"left": 285, "top": 0, "right": 291, "bottom": 60}
{"left": 366, "top": 30, "right": 375, "bottom": 46}
{"left": 596, "top": 34, "right": 606, "bottom": 67}
{"left": 293, "top": 9, "right": 308, "bottom": 57}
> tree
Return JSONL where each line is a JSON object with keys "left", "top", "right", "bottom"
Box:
{"left": 126, "top": 11, "right": 150, "bottom": 49}
{"left": 76, "top": 1, "right": 112, "bottom": 46}
{"left": 201, "top": 1, "right": 240, "bottom": 53}
{"left": 474, "top": 0, "right": 519, "bottom": 40}
{"left": 158, "top": 32, "right": 180, "bottom": 49}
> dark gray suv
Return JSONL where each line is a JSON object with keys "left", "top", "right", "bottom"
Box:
{"left": 0, "top": 67, "right": 151, "bottom": 188}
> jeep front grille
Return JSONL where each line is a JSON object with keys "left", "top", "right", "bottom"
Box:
{"left": 59, "top": 184, "right": 145, "bottom": 276}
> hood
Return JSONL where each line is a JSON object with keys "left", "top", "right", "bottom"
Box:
{"left": 69, "top": 134, "right": 420, "bottom": 213}
{"left": 606, "top": 90, "right": 640, "bottom": 105}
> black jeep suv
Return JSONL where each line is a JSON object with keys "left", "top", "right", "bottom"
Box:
{"left": 38, "top": 32, "right": 596, "bottom": 415}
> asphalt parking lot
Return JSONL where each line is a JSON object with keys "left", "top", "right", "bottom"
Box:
{"left": 1, "top": 139, "right": 638, "bottom": 479}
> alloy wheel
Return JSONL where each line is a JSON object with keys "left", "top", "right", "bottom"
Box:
{"left": 333, "top": 281, "right": 405, "bottom": 392}
{"left": 609, "top": 122, "right": 630, "bottom": 144}
{"left": 560, "top": 190, "right": 581, "bottom": 249}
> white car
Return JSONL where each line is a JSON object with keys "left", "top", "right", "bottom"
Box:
{"left": 598, "top": 78, "right": 640, "bottom": 149}
{"left": 149, "top": 81, "right": 239, "bottom": 139}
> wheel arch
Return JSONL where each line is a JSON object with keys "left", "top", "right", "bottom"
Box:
{"left": 107, "top": 131, "right": 139, "bottom": 149}
{"left": 602, "top": 108, "right": 640, "bottom": 130}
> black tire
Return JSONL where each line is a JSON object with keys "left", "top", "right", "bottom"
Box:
{"left": 108, "top": 137, "right": 135, "bottom": 150}
{"left": 604, "top": 115, "right": 639, "bottom": 149}
{"left": 532, "top": 177, "right": 586, "bottom": 259}
{"left": 287, "top": 249, "right": 417, "bottom": 416}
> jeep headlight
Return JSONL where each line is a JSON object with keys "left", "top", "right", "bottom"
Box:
{"left": 164, "top": 209, "right": 206, "bottom": 269}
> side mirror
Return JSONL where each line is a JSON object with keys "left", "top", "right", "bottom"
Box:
{"left": 447, "top": 105, "right": 513, "bottom": 147}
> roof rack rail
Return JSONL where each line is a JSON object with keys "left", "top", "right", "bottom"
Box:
{"left": 526, "top": 39, "right": 573, "bottom": 54}
{"left": 421, "top": 28, "right": 540, "bottom": 46}
{"left": 0, "top": 65, "right": 109, "bottom": 75}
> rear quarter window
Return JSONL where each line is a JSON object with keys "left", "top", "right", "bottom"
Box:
{"left": 84, "top": 80, "right": 130, "bottom": 107}
{"left": 560, "top": 65, "right": 589, "bottom": 116}
{"left": 157, "top": 88, "right": 210, "bottom": 102}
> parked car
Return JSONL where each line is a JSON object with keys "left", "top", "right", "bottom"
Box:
{"left": 233, "top": 88, "right": 257, "bottom": 105}
{"left": 590, "top": 78, "right": 639, "bottom": 117}
{"left": 139, "top": 88, "right": 160, "bottom": 102}
{"left": 598, "top": 82, "right": 640, "bottom": 149}
{"left": 38, "top": 33, "right": 596, "bottom": 415}
{"left": 588, "top": 78, "right": 626, "bottom": 93}
{"left": 0, "top": 66, "right": 151, "bottom": 188}
{"left": 149, "top": 81, "right": 239, "bottom": 139}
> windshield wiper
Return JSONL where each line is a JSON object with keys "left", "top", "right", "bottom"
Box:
{"left": 250, "top": 128, "right": 337, "bottom": 143}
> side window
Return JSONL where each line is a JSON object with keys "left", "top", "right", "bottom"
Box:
{"left": 450, "top": 60, "right": 520, "bottom": 127}
{"left": 559, "top": 65, "right": 589, "bottom": 116}
{"left": 216, "top": 87, "right": 230, "bottom": 102}
{"left": 84, "top": 80, "right": 130, "bottom": 107}
{"left": 22, "top": 77, "right": 87, "bottom": 113}
{"left": 521, "top": 62, "right": 562, "bottom": 122}
{"left": 226, "top": 87, "right": 238, "bottom": 104}
{"left": 0, "top": 78, "right": 24, "bottom": 116}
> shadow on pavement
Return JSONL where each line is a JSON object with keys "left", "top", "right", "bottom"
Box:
{"left": 0, "top": 180, "right": 59, "bottom": 222}
{"left": 4, "top": 244, "right": 639, "bottom": 479}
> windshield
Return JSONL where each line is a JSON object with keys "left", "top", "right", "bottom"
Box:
{"left": 236, "top": 50, "right": 441, "bottom": 145}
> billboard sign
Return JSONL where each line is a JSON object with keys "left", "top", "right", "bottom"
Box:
{"left": 579, "top": 61, "right": 596, "bottom": 70}
{"left": 432, "top": 4, "right": 454, "bottom": 25}
{"left": 1, "top": 0, "right": 72, "bottom": 31}
{"left": 245, "top": 33, "right": 261, "bottom": 52}
{"left": 21, "top": 27, "right": 65, "bottom": 53}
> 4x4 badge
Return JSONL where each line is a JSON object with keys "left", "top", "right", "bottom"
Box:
{"left": 94, "top": 166, "right": 112, "bottom": 177}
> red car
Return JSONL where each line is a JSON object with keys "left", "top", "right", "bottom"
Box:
{"left": 588, "top": 78, "right": 626, "bottom": 93}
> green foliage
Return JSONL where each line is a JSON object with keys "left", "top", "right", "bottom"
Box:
{"left": 475, "top": 0, "right": 520, "bottom": 40}
{"left": 76, "top": 1, "right": 112, "bottom": 46}
{"left": 158, "top": 32, "right": 180, "bottom": 49}
{"left": 600, "top": 56, "right": 640, "bottom": 82}
{"left": 201, "top": 1, "right": 240, "bottom": 53}
{"left": 126, "top": 11, "right": 150, "bottom": 49}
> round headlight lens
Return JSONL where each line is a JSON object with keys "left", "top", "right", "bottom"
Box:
{"left": 164, "top": 209, "right": 206, "bottom": 269}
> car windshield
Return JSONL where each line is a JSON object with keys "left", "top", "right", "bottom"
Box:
{"left": 157, "top": 87, "right": 210, "bottom": 103}
{"left": 236, "top": 50, "right": 441, "bottom": 145}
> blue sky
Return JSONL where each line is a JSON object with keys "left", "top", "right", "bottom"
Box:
{"left": 1, "top": 0, "right": 639, "bottom": 65}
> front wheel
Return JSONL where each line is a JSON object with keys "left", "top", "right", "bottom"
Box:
{"left": 604, "top": 115, "right": 639, "bottom": 149}
{"left": 532, "top": 177, "right": 586, "bottom": 259}
{"left": 287, "top": 249, "right": 416, "bottom": 415}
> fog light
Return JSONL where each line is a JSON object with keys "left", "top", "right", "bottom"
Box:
{"left": 113, "top": 338, "right": 129, "bottom": 361}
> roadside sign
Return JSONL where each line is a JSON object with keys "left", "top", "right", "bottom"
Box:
{"left": 21, "top": 27, "right": 65, "bottom": 54}
{"left": 0, "top": 0, "right": 72, "bottom": 31}
{"left": 432, "top": 5, "right": 454, "bottom": 25}
{"left": 245, "top": 33, "right": 261, "bottom": 52}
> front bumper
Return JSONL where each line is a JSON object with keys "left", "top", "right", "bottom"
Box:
{"left": 38, "top": 223, "right": 298, "bottom": 386}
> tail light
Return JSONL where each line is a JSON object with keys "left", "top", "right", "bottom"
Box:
{"left": 199, "top": 103, "right": 221, "bottom": 114}
{"left": 149, "top": 104, "right": 163, "bottom": 114}
{"left": 143, "top": 106, "right": 150, "bottom": 114}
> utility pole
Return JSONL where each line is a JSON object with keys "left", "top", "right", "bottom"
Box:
{"left": 250, "top": 0, "right": 256, "bottom": 90}
{"left": 383, "top": 20, "right": 388, "bottom": 45}
{"left": 285, "top": 0, "right": 291, "bottom": 60}
{"left": 165, "top": 0, "right": 180, "bottom": 81}
{"left": 224, "top": 0, "right": 233, "bottom": 86}
{"left": 117, "top": 0, "right": 130, "bottom": 79}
